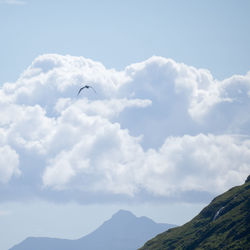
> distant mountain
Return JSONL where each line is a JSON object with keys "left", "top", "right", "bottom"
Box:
{"left": 10, "top": 209, "right": 175, "bottom": 250}
{"left": 140, "top": 175, "right": 250, "bottom": 250}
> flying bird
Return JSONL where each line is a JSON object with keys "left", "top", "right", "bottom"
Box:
{"left": 77, "top": 85, "right": 96, "bottom": 96}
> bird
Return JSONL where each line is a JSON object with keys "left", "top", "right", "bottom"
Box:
{"left": 77, "top": 85, "right": 96, "bottom": 96}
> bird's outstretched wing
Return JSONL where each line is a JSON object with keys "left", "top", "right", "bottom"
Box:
{"left": 89, "top": 86, "right": 97, "bottom": 93}
{"left": 77, "top": 84, "right": 97, "bottom": 96}
{"left": 77, "top": 86, "right": 86, "bottom": 96}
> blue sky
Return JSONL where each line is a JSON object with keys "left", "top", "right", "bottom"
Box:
{"left": 0, "top": 1, "right": 250, "bottom": 250}
{"left": 1, "top": 0, "right": 250, "bottom": 84}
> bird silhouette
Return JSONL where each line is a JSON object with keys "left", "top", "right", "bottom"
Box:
{"left": 77, "top": 85, "right": 96, "bottom": 96}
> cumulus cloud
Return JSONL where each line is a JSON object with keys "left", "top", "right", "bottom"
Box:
{"left": 141, "top": 134, "right": 250, "bottom": 196}
{"left": 0, "top": 146, "right": 20, "bottom": 184}
{"left": 0, "top": 54, "right": 249, "bottom": 203}
{"left": 54, "top": 98, "right": 152, "bottom": 119}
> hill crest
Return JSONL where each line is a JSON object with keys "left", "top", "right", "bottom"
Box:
{"left": 140, "top": 175, "right": 250, "bottom": 249}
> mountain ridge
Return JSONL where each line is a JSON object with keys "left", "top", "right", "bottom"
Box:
{"left": 9, "top": 209, "right": 175, "bottom": 250}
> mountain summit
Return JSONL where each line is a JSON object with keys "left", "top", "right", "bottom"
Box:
{"left": 140, "top": 175, "right": 250, "bottom": 249}
{"left": 10, "top": 210, "right": 175, "bottom": 250}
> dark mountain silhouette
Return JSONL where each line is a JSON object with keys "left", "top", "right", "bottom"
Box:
{"left": 10, "top": 209, "right": 175, "bottom": 250}
{"left": 140, "top": 175, "right": 250, "bottom": 249}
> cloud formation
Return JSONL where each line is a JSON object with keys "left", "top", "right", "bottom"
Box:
{"left": 0, "top": 145, "right": 20, "bottom": 184}
{"left": 0, "top": 54, "right": 249, "bottom": 203}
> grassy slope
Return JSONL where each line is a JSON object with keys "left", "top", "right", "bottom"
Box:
{"left": 140, "top": 177, "right": 250, "bottom": 250}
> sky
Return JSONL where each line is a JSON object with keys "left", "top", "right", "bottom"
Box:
{"left": 0, "top": 1, "right": 250, "bottom": 250}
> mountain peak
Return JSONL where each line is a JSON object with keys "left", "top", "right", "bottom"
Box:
{"left": 112, "top": 209, "right": 135, "bottom": 219}
{"left": 110, "top": 210, "right": 156, "bottom": 225}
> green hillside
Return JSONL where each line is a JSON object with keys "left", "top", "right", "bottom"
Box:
{"left": 140, "top": 175, "right": 250, "bottom": 250}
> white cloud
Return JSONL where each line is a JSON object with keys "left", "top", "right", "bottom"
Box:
{"left": 42, "top": 108, "right": 144, "bottom": 195}
{"left": 0, "top": 54, "right": 249, "bottom": 203}
{"left": 55, "top": 98, "right": 152, "bottom": 119}
{"left": 0, "top": 146, "right": 20, "bottom": 184}
{"left": 141, "top": 134, "right": 250, "bottom": 196}
{"left": 42, "top": 132, "right": 250, "bottom": 198}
